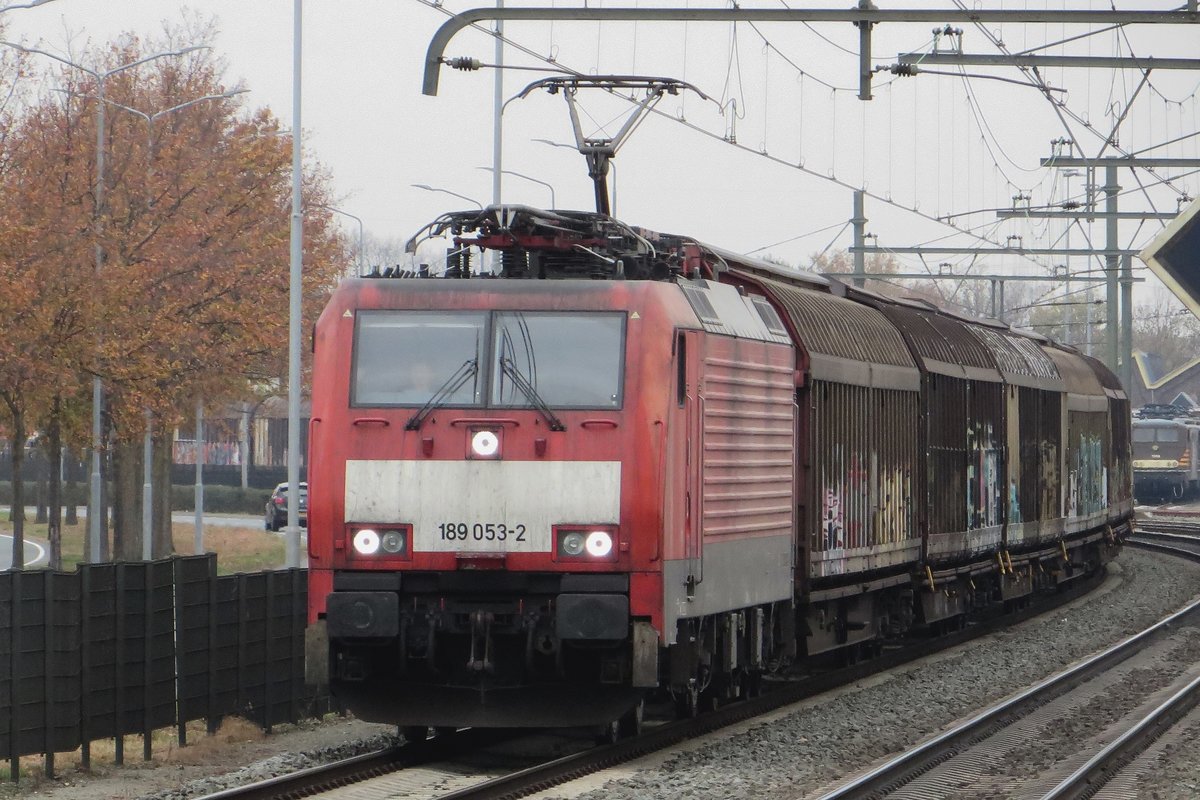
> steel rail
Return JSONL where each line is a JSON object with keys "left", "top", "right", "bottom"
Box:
{"left": 1042, "top": 672, "right": 1200, "bottom": 799}
{"left": 811, "top": 537, "right": 1200, "bottom": 800}
{"left": 1134, "top": 518, "right": 1200, "bottom": 536}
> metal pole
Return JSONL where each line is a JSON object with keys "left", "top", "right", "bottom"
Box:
{"left": 89, "top": 79, "right": 106, "bottom": 564}
{"left": 1104, "top": 164, "right": 1120, "bottom": 372}
{"left": 1121, "top": 253, "right": 1134, "bottom": 390}
{"left": 490, "top": 0, "right": 503, "bottom": 273}
{"left": 857, "top": 0, "right": 874, "bottom": 101}
{"left": 355, "top": 219, "right": 363, "bottom": 276}
{"left": 193, "top": 399, "right": 204, "bottom": 554}
{"left": 852, "top": 189, "right": 866, "bottom": 289}
{"left": 315, "top": 205, "right": 365, "bottom": 276}
{"left": 239, "top": 405, "right": 249, "bottom": 489}
{"left": 493, "top": 0, "right": 503, "bottom": 209}
{"left": 610, "top": 161, "right": 617, "bottom": 218}
{"left": 286, "top": 0, "right": 303, "bottom": 569}
{"left": 141, "top": 412, "right": 152, "bottom": 560}
{"left": 1062, "top": 170, "right": 1077, "bottom": 346}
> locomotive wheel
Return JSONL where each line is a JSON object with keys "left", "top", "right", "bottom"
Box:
{"left": 402, "top": 725, "right": 429, "bottom": 742}
{"left": 598, "top": 719, "right": 621, "bottom": 745}
{"left": 599, "top": 699, "right": 646, "bottom": 743}
{"left": 618, "top": 699, "right": 644, "bottom": 738}
{"left": 674, "top": 684, "right": 700, "bottom": 719}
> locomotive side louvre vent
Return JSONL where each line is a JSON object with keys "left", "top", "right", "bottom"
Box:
{"left": 751, "top": 297, "right": 788, "bottom": 336}
{"left": 681, "top": 284, "right": 722, "bottom": 325}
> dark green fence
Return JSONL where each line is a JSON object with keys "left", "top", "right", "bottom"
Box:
{"left": 0, "top": 557, "right": 327, "bottom": 782}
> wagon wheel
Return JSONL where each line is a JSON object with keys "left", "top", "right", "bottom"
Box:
{"left": 674, "top": 683, "right": 700, "bottom": 719}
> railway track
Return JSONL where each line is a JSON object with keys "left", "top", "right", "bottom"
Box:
{"left": 195, "top": 568, "right": 1111, "bottom": 800}
{"left": 195, "top": 728, "right": 530, "bottom": 800}
{"left": 1131, "top": 518, "right": 1200, "bottom": 557}
{"left": 811, "top": 527, "right": 1200, "bottom": 800}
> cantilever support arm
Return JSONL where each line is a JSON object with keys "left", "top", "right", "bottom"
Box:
{"left": 421, "top": 6, "right": 1199, "bottom": 96}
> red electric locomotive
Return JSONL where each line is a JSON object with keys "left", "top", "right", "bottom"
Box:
{"left": 305, "top": 206, "right": 1131, "bottom": 732}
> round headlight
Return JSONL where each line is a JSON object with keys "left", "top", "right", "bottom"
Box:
{"left": 353, "top": 528, "right": 380, "bottom": 555}
{"left": 471, "top": 430, "right": 500, "bottom": 457}
{"left": 585, "top": 531, "right": 613, "bottom": 558}
{"left": 381, "top": 529, "right": 406, "bottom": 554}
{"left": 560, "top": 531, "right": 586, "bottom": 557}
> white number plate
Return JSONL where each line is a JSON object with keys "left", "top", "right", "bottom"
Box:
{"left": 423, "top": 521, "right": 534, "bottom": 552}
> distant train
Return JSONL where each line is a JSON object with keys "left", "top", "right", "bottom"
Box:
{"left": 1132, "top": 406, "right": 1200, "bottom": 501}
{"left": 304, "top": 206, "right": 1132, "bottom": 734}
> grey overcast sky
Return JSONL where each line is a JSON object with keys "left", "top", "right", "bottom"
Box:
{"left": 5, "top": 1, "right": 1199, "bottom": 305}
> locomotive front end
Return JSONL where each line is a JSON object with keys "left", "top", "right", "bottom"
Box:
{"left": 1132, "top": 415, "right": 1198, "bottom": 502}
{"left": 307, "top": 275, "right": 677, "bottom": 728}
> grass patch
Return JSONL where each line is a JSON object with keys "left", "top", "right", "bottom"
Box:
{"left": 0, "top": 716, "right": 274, "bottom": 792}
{"left": 1, "top": 514, "right": 287, "bottom": 574}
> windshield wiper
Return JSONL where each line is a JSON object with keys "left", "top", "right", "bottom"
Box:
{"left": 406, "top": 359, "right": 478, "bottom": 430}
{"left": 498, "top": 357, "right": 566, "bottom": 431}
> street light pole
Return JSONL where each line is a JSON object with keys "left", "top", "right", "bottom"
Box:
{"left": 3, "top": 41, "right": 209, "bottom": 563}
{"left": 90, "top": 89, "right": 246, "bottom": 559}
{"left": 287, "top": 0, "right": 304, "bottom": 569}
{"left": 313, "top": 204, "right": 365, "bottom": 276}
{"left": 411, "top": 183, "right": 484, "bottom": 209}
{"left": 475, "top": 166, "right": 555, "bottom": 208}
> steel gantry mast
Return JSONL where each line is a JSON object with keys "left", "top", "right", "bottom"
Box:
{"left": 423, "top": 5, "right": 1198, "bottom": 97}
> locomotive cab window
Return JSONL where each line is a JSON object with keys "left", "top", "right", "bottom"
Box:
{"left": 1134, "top": 427, "right": 1180, "bottom": 443}
{"left": 491, "top": 312, "right": 626, "bottom": 409}
{"left": 351, "top": 310, "right": 625, "bottom": 409}
{"left": 352, "top": 311, "right": 486, "bottom": 407}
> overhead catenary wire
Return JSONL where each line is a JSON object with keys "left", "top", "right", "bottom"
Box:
{"left": 744, "top": 219, "right": 851, "bottom": 254}
{"left": 415, "top": 0, "right": 1180, "bottom": 276}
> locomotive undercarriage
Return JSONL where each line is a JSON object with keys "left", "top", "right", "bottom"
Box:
{"left": 1134, "top": 470, "right": 1191, "bottom": 503}
{"left": 323, "top": 577, "right": 646, "bottom": 727}
{"left": 665, "top": 603, "right": 792, "bottom": 715}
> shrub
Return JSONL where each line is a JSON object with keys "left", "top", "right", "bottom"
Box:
{"left": 0, "top": 481, "right": 269, "bottom": 515}
{"left": 172, "top": 484, "right": 271, "bottom": 514}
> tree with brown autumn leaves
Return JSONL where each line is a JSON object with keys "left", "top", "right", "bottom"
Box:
{"left": 0, "top": 27, "right": 348, "bottom": 568}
